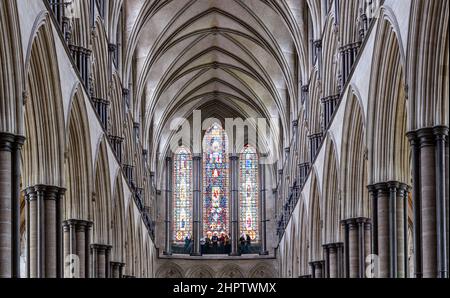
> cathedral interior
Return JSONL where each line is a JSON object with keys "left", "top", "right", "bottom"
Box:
{"left": 0, "top": 0, "right": 448, "bottom": 279}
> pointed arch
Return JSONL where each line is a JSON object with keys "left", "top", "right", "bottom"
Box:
{"left": 111, "top": 175, "right": 126, "bottom": 263}
{"left": 322, "top": 136, "right": 340, "bottom": 243}
{"left": 23, "top": 13, "right": 65, "bottom": 188}
{"left": 367, "top": 17, "right": 410, "bottom": 185}
{"left": 341, "top": 90, "right": 369, "bottom": 219}
{"left": 92, "top": 137, "right": 112, "bottom": 244}
{"left": 124, "top": 201, "right": 136, "bottom": 276}
{"left": 65, "top": 85, "right": 93, "bottom": 221}
{"left": 0, "top": 0, "right": 23, "bottom": 134}
{"left": 308, "top": 171, "right": 322, "bottom": 262}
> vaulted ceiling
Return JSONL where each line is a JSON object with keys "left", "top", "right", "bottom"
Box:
{"left": 123, "top": 0, "right": 314, "bottom": 160}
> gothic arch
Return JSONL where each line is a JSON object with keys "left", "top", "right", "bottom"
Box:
{"left": 109, "top": 73, "right": 125, "bottom": 139}
{"left": 0, "top": 0, "right": 23, "bottom": 134}
{"left": 307, "top": 70, "right": 323, "bottom": 136}
{"left": 22, "top": 13, "right": 65, "bottom": 188}
{"left": 407, "top": 0, "right": 449, "bottom": 129}
{"left": 185, "top": 265, "right": 215, "bottom": 279}
{"left": 322, "top": 16, "right": 339, "bottom": 97}
{"left": 218, "top": 264, "right": 244, "bottom": 278}
{"left": 367, "top": 17, "right": 410, "bottom": 185}
{"left": 308, "top": 170, "right": 322, "bottom": 262}
{"left": 155, "top": 262, "right": 184, "bottom": 278}
{"left": 64, "top": 85, "right": 93, "bottom": 221}
{"left": 248, "top": 262, "right": 276, "bottom": 279}
{"left": 124, "top": 201, "right": 136, "bottom": 276}
{"left": 92, "top": 136, "right": 112, "bottom": 244}
{"left": 111, "top": 175, "right": 126, "bottom": 263}
{"left": 298, "top": 197, "right": 309, "bottom": 276}
{"left": 91, "top": 18, "right": 109, "bottom": 100}
{"left": 322, "top": 136, "right": 340, "bottom": 243}
{"left": 340, "top": 90, "right": 369, "bottom": 219}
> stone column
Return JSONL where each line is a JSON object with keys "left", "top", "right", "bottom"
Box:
{"left": 229, "top": 154, "right": 240, "bottom": 256}
{"left": 164, "top": 156, "right": 172, "bottom": 255}
{"left": 62, "top": 219, "right": 92, "bottom": 278}
{"left": 24, "top": 185, "right": 65, "bottom": 278}
{"left": 407, "top": 126, "right": 449, "bottom": 278}
{"left": 342, "top": 218, "right": 371, "bottom": 278}
{"left": 375, "top": 183, "right": 390, "bottom": 278}
{"left": 434, "top": 127, "right": 448, "bottom": 278}
{"left": 0, "top": 133, "right": 25, "bottom": 278}
{"left": 371, "top": 182, "right": 409, "bottom": 278}
{"left": 324, "top": 243, "right": 344, "bottom": 278}
{"left": 259, "top": 155, "right": 269, "bottom": 255}
{"left": 110, "top": 262, "right": 120, "bottom": 278}
{"left": 309, "top": 261, "right": 325, "bottom": 278}
{"left": 407, "top": 131, "right": 423, "bottom": 278}
{"left": 119, "top": 262, "right": 125, "bottom": 278}
{"left": 347, "top": 219, "right": 359, "bottom": 278}
{"left": 90, "top": 244, "right": 112, "bottom": 278}
{"left": 191, "top": 154, "right": 202, "bottom": 256}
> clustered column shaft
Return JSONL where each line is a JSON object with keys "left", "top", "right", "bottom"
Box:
{"left": 164, "top": 156, "right": 172, "bottom": 255}
{"left": 368, "top": 182, "right": 410, "bottom": 278}
{"left": 323, "top": 243, "right": 344, "bottom": 278}
{"left": 191, "top": 154, "right": 202, "bottom": 256}
{"left": 63, "top": 219, "right": 93, "bottom": 278}
{"left": 90, "top": 244, "right": 112, "bottom": 278}
{"left": 24, "top": 185, "right": 66, "bottom": 278}
{"left": 229, "top": 154, "right": 240, "bottom": 256}
{"left": 407, "top": 126, "right": 449, "bottom": 278}
{"left": 259, "top": 157, "right": 268, "bottom": 255}
{"left": 0, "top": 133, "right": 25, "bottom": 278}
{"left": 341, "top": 218, "right": 371, "bottom": 278}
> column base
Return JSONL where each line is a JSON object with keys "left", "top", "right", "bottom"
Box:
{"left": 259, "top": 251, "right": 269, "bottom": 256}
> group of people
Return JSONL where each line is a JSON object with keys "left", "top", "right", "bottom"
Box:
{"left": 183, "top": 232, "right": 252, "bottom": 254}
{"left": 200, "top": 232, "right": 231, "bottom": 254}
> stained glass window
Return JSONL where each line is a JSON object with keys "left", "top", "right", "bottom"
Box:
{"left": 173, "top": 146, "right": 192, "bottom": 243}
{"left": 239, "top": 145, "right": 259, "bottom": 241}
{"left": 203, "top": 123, "right": 229, "bottom": 239}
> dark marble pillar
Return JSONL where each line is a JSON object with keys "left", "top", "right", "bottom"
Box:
{"left": 63, "top": 219, "right": 92, "bottom": 278}
{"left": 0, "top": 133, "right": 25, "bottom": 278}
{"left": 309, "top": 260, "right": 325, "bottom": 278}
{"left": 342, "top": 218, "right": 371, "bottom": 278}
{"left": 191, "top": 154, "right": 202, "bottom": 256}
{"left": 90, "top": 244, "right": 112, "bottom": 278}
{"left": 370, "top": 182, "right": 409, "bottom": 278}
{"left": 407, "top": 126, "right": 449, "bottom": 278}
{"left": 164, "top": 157, "right": 172, "bottom": 255}
{"left": 229, "top": 154, "right": 240, "bottom": 256}
{"left": 24, "top": 185, "right": 65, "bottom": 278}
{"left": 259, "top": 156, "right": 269, "bottom": 255}
{"left": 323, "top": 243, "right": 344, "bottom": 278}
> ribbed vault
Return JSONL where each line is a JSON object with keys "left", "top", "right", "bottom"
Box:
{"left": 124, "top": 0, "right": 312, "bottom": 166}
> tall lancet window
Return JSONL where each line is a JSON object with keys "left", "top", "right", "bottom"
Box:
{"left": 173, "top": 146, "right": 193, "bottom": 243}
{"left": 203, "top": 123, "right": 229, "bottom": 238}
{"left": 239, "top": 145, "right": 259, "bottom": 241}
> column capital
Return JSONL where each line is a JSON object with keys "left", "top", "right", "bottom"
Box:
{"left": 0, "top": 132, "right": 25, "bottom": 151}
{"left": 433, "top": 125, "right": 449, "bottom": 139}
